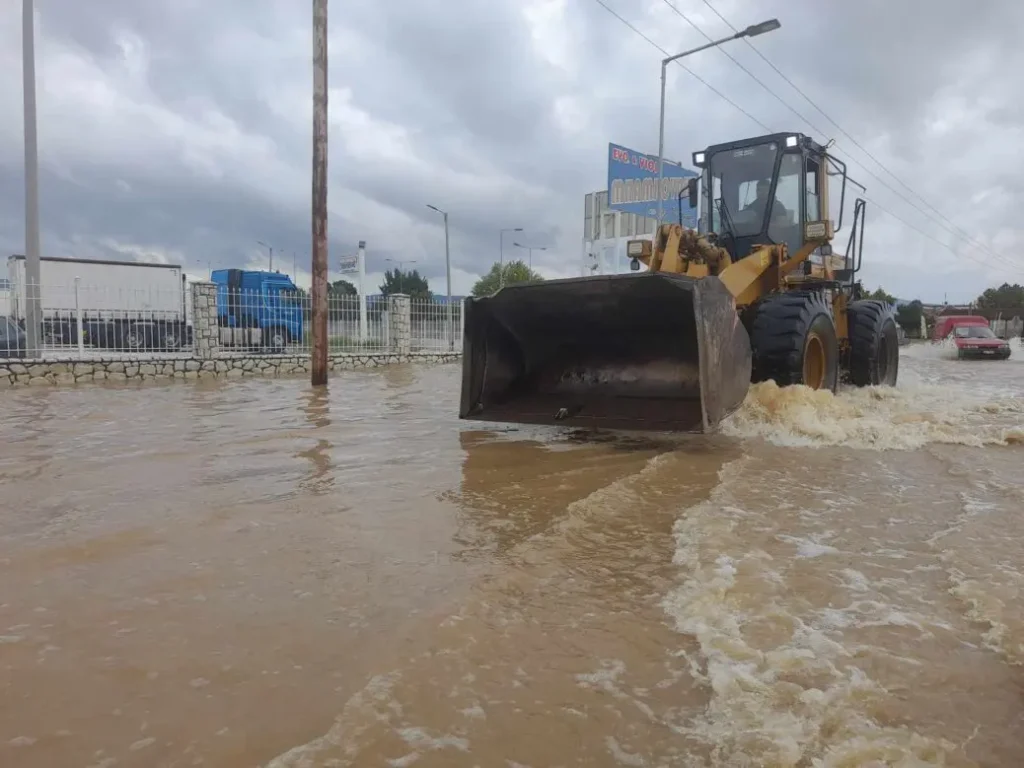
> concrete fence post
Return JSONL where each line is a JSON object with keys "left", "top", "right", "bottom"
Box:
{"left": 191, "top": 282, "right": 220, "bottom": 360}
{"left": 387, "top": 293, "right": 411, "bottom": 355}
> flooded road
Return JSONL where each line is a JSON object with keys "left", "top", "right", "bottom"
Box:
{"left": 1, "top": 341, "right": 1022, "bottom": 767}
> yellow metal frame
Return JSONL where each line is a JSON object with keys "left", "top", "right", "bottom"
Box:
{"left": 629, "top": 148, "right": 852, "bottom": 342}
{"left": 641, "top": 232, "right": 834, "bottom": 305}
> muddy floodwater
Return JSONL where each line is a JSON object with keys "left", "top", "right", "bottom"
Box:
{"left": 1, "top": 341, "right": 1022, "bottom": 767}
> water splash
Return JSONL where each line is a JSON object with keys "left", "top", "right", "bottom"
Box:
{"left": 721, "top": 379, "right": 1022, "bottom": 451}
{"left": 660, "top": 458, "right": 969, "bottom": 766}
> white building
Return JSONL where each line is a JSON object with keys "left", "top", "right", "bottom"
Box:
{"left": 581, "top": 190, "right": 659, "bottom": 276}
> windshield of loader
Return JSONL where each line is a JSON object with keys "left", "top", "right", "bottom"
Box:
{"left": 707, "top": 141, "right": 799, "bottom": 243}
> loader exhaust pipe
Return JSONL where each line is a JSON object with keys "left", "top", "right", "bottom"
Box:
{"left": 458, "top": 273, "right": 752, "bottom": 433}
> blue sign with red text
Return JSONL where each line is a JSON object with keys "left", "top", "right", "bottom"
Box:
{"left": 607, "top": 142, "right": 697, "bottom": 225}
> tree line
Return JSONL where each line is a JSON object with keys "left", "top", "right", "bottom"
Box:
{"left": 864, "top": 282, "right": 1024, "bottom": 335}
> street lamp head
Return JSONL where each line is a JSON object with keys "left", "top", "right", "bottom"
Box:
{"left": 514, "top": 227, "right": 523, "bottom": 232}
{"left": 426, "top": 204, "right": 440, "bottom": 213}
{"left": 741, "top": 18, "right": 781, "bottom": 38}
{"left": 513, "top": 242, "right": 525, "bottom": 248}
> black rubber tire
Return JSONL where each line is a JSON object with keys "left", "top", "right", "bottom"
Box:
{"left": 847, "top": 300, "right": 899, "bottom": 387}
{"left": 750, "top": 291, "right": 840, "bottom": 392}
{"left": 265, "top": 327, "right": 289, "bottom": 355}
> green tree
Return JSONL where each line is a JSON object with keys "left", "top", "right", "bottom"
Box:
{"left": 866, "top": 286, "right": 896, "bottom": 304}
{"left": 379, "top": 268, "right": 431, "bottom": 300}
{"left": 471, "top": 260, "right": 544, "bottom": 297}
{"left": 896, "top": 299, "right": 923, "bottom": 334}
{"left": 975, "top": 283, "right": 1024, "bottom": 309}
{"left": 329, "top": 279, "right": 358, "bottom": 296}
{"left": 326, "top": 279, "right": 359, "bottom": 320}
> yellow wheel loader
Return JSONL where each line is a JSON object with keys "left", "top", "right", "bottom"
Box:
{"left": 458, "top": 132, "right": 900, "bottom": 433}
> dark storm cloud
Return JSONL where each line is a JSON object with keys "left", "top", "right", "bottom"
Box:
{"left": 0, "top": 0, "right": 1021, "bottom": 299}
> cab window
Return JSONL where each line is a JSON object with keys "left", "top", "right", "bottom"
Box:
{"left": 768, "top": 153, "right": 802, "bottom": 252}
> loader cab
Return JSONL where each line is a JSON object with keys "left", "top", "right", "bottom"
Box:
{"left": 692, "top": 132, "right": 834, "bottom": 263}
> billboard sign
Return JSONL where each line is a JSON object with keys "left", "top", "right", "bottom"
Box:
{"left": 607, "top": 142, "right": 698, "bottom": 226}
{"left": 338, "top": 255, "right": 359, "bottom": 273}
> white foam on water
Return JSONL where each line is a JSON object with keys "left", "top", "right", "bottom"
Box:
{"left": 900, "top": 339, "right": 960, "bottom": 361}
{"left": 605, "top": 735, "right": 646, "bottom": 766}
{"left": 931, "top": 486, "right": 1024, "bottom": 668}
{"left": 721, "top": 372, "right": 1023, "bottom": 451}
{"left": 660, "top": 457, "right": 965, "bottom": 766}
{"left": 264, "top": 672, "right": 405, "bottom": 768}
{"left": 944, "top": 567, "right": 1024, "bottom": 665}
{"left": 397, "top": 727, "right": 469, "bottom": 752}
{"left": 776, "top": 533, "right": 840, "bottom": 559}
{"left": 902, "top": 337, "right": 1023, "bottom": 363}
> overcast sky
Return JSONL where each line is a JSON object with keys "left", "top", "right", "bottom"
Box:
{"left": 0, "top": 0, "right": 1021, "bottom": 302}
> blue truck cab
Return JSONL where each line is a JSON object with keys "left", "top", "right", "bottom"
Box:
{"left": 210, "top": 269, "right": 304, "bottom": 353}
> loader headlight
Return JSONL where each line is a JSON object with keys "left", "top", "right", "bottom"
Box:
{"left": 692, "top": 151, "right": 706, "bottom": 167}
{"left": 626, "top": 240, "right": 646, "bottom": 257}
{"left": 785, "top": 135, "right": 799, "bottom": 148}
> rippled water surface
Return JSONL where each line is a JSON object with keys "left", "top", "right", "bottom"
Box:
{"left": 1, "top": 342, "right": 1022, "bottom": 767}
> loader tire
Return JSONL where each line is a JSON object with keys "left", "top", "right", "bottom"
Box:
{"left": 750, "top": 291, "right": 839, "bottom": 392}
{"left": 846, "top": 300, "right": 899, "bottom": 387}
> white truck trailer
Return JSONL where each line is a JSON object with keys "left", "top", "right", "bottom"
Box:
{"left": 7, "top": 255, "right": 189, "bottom": 351}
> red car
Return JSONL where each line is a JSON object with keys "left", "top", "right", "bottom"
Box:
{"left": 933, "top": 315, "right": 1012, "bottom": 360}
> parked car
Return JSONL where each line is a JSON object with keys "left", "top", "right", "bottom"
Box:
{"left": 1, "top": 316, "right": 26, "bottom": 358}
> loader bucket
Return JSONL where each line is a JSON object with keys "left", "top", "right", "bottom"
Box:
{"left": 458, "top": 272, "right": 752, "bottom": 433}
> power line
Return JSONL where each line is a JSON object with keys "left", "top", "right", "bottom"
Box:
{"left": 698, "top": 0, "right": 954, "bottom": 217}
{"left": 659, "top": 0, "right": 827, "bottom": 135}
{"left": 687, "top": 0, "right": 1021, "bottom": 272}
{"left": 589, "top": 0, "right": 1022, "bottom": 276}
{"left": 864, "top": 196, "right": 1021, "bottom": 278}
{"left": 589, "top": 0, "right": 770, "bottom": 132}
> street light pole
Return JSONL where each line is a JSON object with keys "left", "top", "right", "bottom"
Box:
{"left": 513, "top": 242, "right": 546, "bottom": 271}
{"left": 22, "top": 0, "right": 42, "bottom": 356}
{"left": 656, "top": 18, "right": 781, "bottom": 225}
{"left": 257, "top": 240, "right": 275, "bottom": 272}
{"left": 499, "top": 227, "right": 523, "bottom": 289}
{"left": 426, "top": 204, "right": 453, "bottom": 350}
{"left": 425, "top": 204, "right": 454, "bottom": 348}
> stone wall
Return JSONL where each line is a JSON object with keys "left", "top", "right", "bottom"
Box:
{"left": 0, "top": 352, "right": 461, "bottom": 388}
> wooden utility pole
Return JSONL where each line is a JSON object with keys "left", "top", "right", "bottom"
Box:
{"left": 310, "top": 0, "right": 329, "bottom": 386}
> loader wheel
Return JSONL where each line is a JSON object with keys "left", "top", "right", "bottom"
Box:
{"left": 846, "top": 300, "right": 899, "bottom": 387}
{"left": 750, "top": 291, "right": 839, "bottom": 392}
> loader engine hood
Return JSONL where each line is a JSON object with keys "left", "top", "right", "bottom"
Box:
{"left": 458, "top": 272, "right": 752, "bottom": 433}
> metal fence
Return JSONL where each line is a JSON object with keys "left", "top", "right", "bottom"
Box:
{"left": 3, "top": 280, "right": 194, "bottom": 359}
{"left": 211, "top": 290, "right": 462, "bottom": 356}
{"left": 1, "top": 280, "right": 463, "bottom": 360}
{"left": 410, "top": 297, "right": 462, "bottom": 352}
